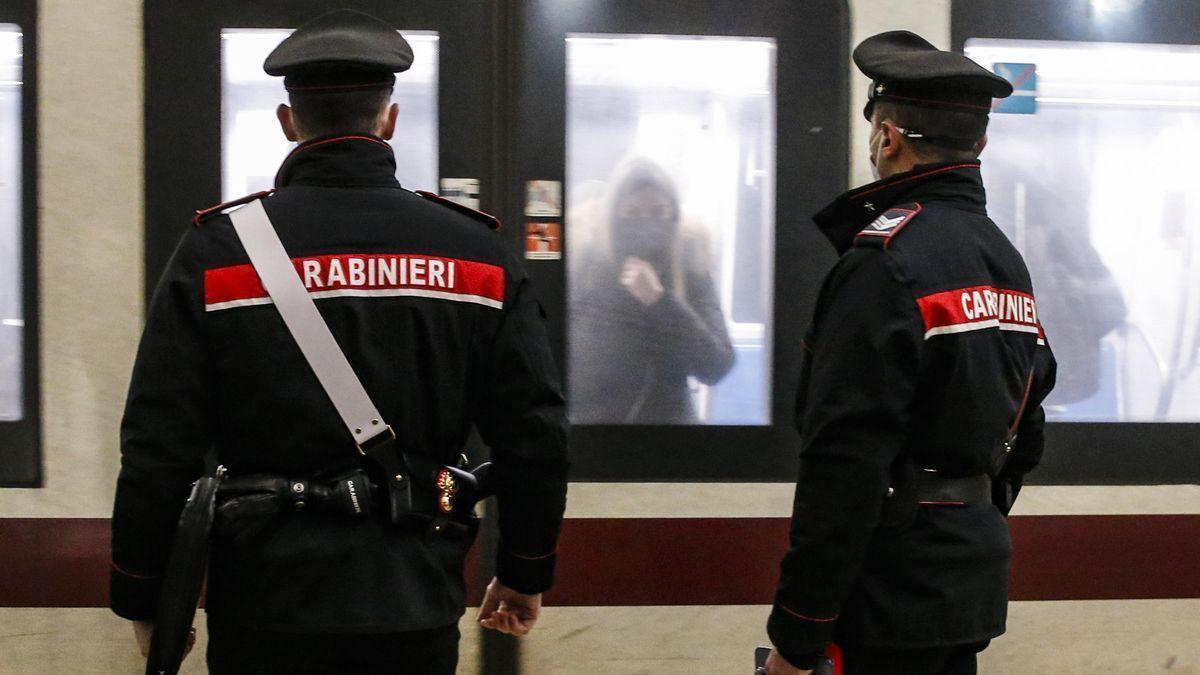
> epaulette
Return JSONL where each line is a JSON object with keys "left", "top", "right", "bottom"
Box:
{"left": 415, "top": 190, "right": 501, "bottom": 231}
{"left": 192, "top": 189, "right": 276, "bottom": 227}
{"left": 853, "top": 202, "right": 922, "bottom": 249}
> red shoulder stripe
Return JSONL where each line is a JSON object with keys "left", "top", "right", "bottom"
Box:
{"left": 416, "top": 190, "right": 501, "bottom": 231}
{"left": 192, "top": 189, "right": 276, "bottom": 227}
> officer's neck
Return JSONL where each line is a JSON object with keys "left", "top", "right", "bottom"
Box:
{"left": 877, "top": 152, "right": 922, "bottom": 181}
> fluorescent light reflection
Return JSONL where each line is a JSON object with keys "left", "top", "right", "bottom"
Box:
{"left": 220, "top": 29, "right": 439, "bottom": 198}
{"left": 0, "top": 23, "right": 20, "bottom": 422}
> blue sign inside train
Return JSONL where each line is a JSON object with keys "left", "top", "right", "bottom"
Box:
{"left": 993, "top": 63, "right": 1037, "bottom": 114}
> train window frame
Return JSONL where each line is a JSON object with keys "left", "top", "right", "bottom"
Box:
{"left": 0, "top": 0, "right": 40, "bottom": 487}
{"left": 563, "top": 33, "right": 778, "bottom": 428}
{"left": 952, "top": 0, "right": 1200, "bottom": 484}
{"left": 510, "top": 0, "right": 850, "bottom": 480}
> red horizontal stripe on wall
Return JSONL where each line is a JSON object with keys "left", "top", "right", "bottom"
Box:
{"left": 546, "top": 516, "right": 1200, "bottom": 605}
{"left": 0, "top": 519, "right": 482, "bottom": 608}
{"left": 1007, "top": 515, "right": 1200, "bottom": 601}
{"left": 1, "top": 516, "right": 1197, "bottom": 607}
{"left": 0, "top": 519, "right": 111, "bottom": 607}
{"left": 549, "top": 518, "right": 789, "bottom": 606}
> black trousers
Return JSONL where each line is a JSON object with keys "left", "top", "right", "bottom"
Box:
{"left": 206, "top": 620, "right": 460, "bottom": 675}
{"left": 841, "top": 640, "right": 989, "bottom": 675}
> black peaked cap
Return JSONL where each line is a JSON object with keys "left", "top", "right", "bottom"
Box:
{"left": 854, "top": 30, "right": 1013, "bottom": 119}
{"left": 264, "top": 9, "right": 413, "bottom": 91}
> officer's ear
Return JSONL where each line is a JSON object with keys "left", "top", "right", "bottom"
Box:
{"left": 879, "top": 120, "right": 904, "bottom": 159}
{"left": 379, "top": 102, "right": 399, "bottom": 141}
{"left": 277, "top": 104, "right": 301, "bottom": 142}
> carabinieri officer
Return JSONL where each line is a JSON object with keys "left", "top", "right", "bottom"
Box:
{"left": 110, "top": 10, "right": 568, "bottom": 673}
{"left": 764, "top": 31, "right": 1057, "bottom": 675}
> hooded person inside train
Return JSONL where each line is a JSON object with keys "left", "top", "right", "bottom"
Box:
{"left": 568, "top": 157, "right": 735, "bottom": 425}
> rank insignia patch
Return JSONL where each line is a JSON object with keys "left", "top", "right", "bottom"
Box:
{"left": 854, "top": 203, "right": 923, "bottom": 249}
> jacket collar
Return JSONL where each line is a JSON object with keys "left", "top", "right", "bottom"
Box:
{"left": 274, "top": 134, "right": 400, "bottom": 189}
{"left": 813, "top": 162, "right": 987, "bottom": 254}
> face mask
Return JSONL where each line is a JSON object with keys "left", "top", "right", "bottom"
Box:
{"left": 612, "top": 216, "right": 676, "bottom": 264}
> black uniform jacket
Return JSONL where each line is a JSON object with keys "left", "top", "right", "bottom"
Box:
{"left": 768, "top": 162, "right": 1057, "bottom": 661}
{"left": 110, "top": 135, "right": 569, "bottom": 633}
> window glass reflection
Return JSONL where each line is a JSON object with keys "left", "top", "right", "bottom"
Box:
{"left": 221, "top": 29, "right": 438, "bottom": 198}
{"left": 566, "top": 35, "right": 775, "bottom": 425}
{"left": 967, "top": 39, "right": 1200, "bottom": 421}
{"left": 0, "top": 25, "right": 21, "bottom": 422}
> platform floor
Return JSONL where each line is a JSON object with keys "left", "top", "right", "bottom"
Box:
{"left": 1, "top": 601, "right": 1196, "bottom": 673}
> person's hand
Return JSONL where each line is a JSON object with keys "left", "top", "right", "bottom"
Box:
{"left": 133, "top": 621, "right": 195, "bottom": 660}
{"left": 620, "top": 257, "right": 665, "bottom": 306}
{"left": 764, "top": 649, "right": 814, "bottom": 675}
{"left": 477, "top": 577, "right": 541, "bottom": 636}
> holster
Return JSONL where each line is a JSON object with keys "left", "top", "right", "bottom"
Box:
{"left": 360, "top": 436, "right": 416, "bottom": 524}
{"left": 427, "top": 463, "right": 492, "bottom": 536}
{"left": 147, "top": 466, "right": 225, "bottom": 675}
{"left": 362, "top": 437, "right": 493, "bottom": 535}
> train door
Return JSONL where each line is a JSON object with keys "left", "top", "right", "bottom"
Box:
{"left": 966, "top": 39, "right": 1200, "bottom": 424}
{"left": 954, "top": 0, "right": 1200, "bottom": 484}
{"left": 507, "top": 0, "right": 849, "bottom": 480}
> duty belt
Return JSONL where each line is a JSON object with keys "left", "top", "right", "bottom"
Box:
{"left": 913, "top": 471, "right": 991, "bottom": 505}
{"left": 214, "top": 460, "right": 493, "bottom": 540}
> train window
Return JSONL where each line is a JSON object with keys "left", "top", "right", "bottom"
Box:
{"left": 966, "top": 39, "right": 1200, "bottom": 422}
{"left": 565, "top": 35, "right": 775, "bottom": 426}
{"left": 221, "top": 29, "right": 439, "bottom": 198}
{"left": 0, "top": 25, "right": 22, "bottom": 422}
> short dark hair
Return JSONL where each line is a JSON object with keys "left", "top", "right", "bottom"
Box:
{"left": 288, "top": 87, "right": 392, "bottom": 137}
{"left": 872, "top": 100, "right": 988, "bottom": 162}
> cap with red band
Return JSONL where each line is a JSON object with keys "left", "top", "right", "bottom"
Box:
{"left": 854, "top": 30, "right": 1014, "bottom": 121}
{"left": 263, "top": 9, "right": 414, "bottom": 93}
